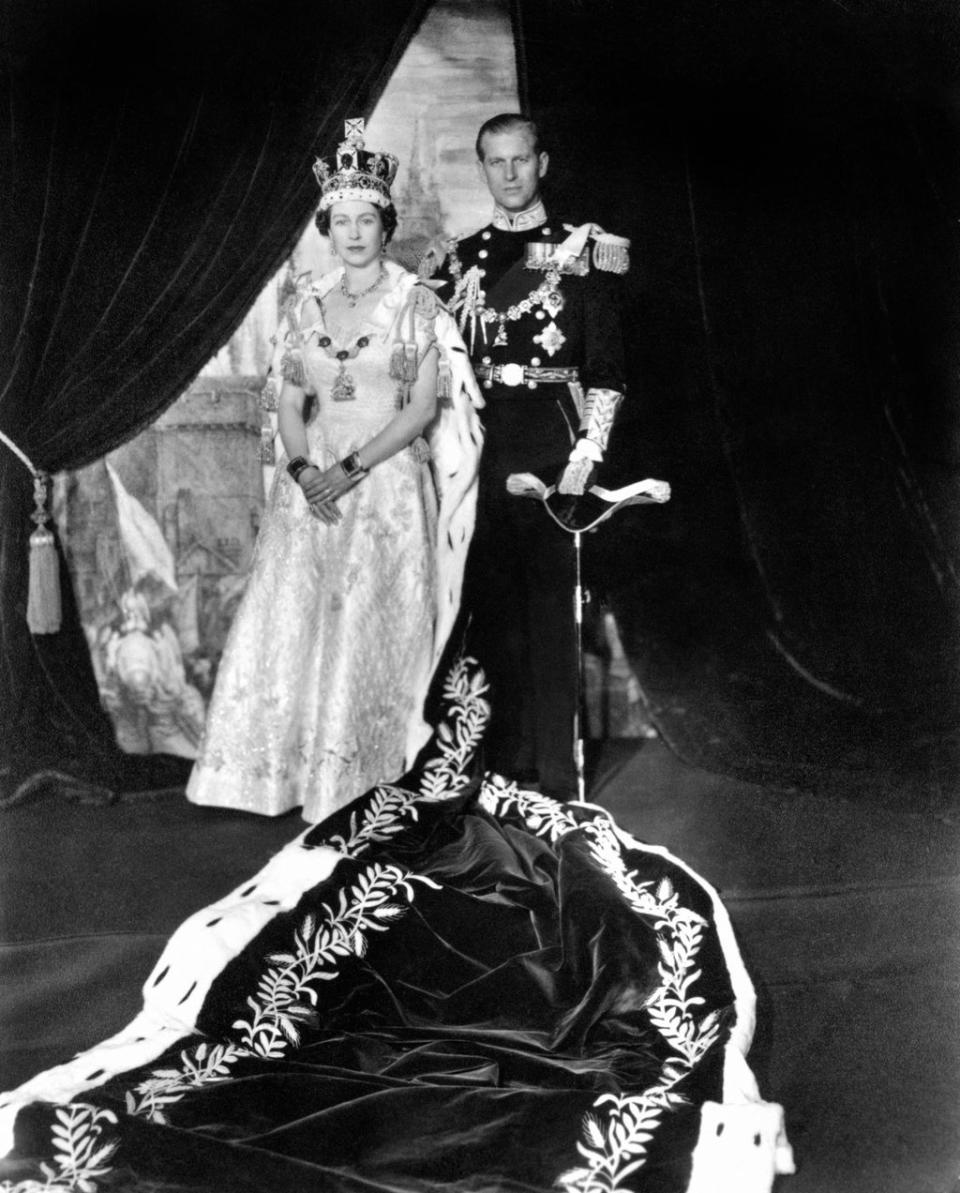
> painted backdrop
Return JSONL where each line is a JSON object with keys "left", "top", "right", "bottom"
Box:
{"left": 54, "top": 0, "right": 650, "bottom": 757}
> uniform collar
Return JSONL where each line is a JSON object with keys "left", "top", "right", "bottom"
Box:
{"left": 491, "top": 199, "right": 547, "bottom": 233}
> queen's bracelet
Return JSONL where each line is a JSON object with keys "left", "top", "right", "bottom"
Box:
{"left": 340, "top": 451, "right": 368, "bottom": 480}
{"left": 286, "top": 456, "right": 312, "bottom": 483}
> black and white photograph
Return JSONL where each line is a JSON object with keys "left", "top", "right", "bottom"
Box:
{"left": 1, "top": 1, "right": 958, "bottom": 1190}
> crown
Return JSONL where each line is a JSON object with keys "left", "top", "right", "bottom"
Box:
{"left": 313, "top": 118, "right": 399, "bottom": 211}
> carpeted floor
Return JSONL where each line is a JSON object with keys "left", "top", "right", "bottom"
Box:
{"left": 2, "top": 739, "right": 958, "bottom": 1192}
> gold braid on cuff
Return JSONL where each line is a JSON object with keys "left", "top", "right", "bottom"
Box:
{"left": 579, "top": 388, "right": 623, "bottom": 452}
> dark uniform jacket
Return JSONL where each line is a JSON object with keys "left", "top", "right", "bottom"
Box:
{"left": 427, "top": 210, "right": 629, "bottom": 795}
{"left": 432, "top": 218, "right": 626, "bottom": 405}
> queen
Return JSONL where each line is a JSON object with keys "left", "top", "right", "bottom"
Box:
{"left": 186, "top": 120, "right": 483, "bottom": 822}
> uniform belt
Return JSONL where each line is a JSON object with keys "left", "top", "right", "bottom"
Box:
{"left": 474, "top": 363, "right": 580, "bottom": 389}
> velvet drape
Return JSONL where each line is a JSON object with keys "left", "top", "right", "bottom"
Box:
{"left": 515, "top": 0, "right": 960, "bottom": 794}
{"left": 0, "top": 0, "right": 430, "bottom": 793}
{"left": 4, "top": 0, "right": 958, "bottom": 800}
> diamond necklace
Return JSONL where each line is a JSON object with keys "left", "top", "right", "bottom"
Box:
{"left": 340, "top": 265, "right": 387, "bottom": 308}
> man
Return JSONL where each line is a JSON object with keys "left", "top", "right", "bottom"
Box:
{"left": 425, "top": 113, "right": 629, "bottom": 799}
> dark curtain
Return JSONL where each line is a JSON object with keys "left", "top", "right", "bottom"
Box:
{"left": 0, "top": 0, "right": 430, "bottom": 795}
{"left": 515, "top": 0, "right": 960, "bottom": 801}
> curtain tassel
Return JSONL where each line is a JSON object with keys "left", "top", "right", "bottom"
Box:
{"left": 27, "top": 472, "right": 61, "bottom": 635}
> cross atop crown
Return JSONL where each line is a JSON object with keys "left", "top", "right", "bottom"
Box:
{"left": 312, "top": 116, "right": 399, "bottom": 211}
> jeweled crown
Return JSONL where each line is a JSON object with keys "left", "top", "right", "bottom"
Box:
{"left": 313, "top": 118, "right": 399, "bottom": 211}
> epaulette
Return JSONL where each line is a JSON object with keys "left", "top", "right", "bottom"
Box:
{"left": 417, "top": 236, "right": 454, "bottom": 280}
{"left": 445, "top": 226, "right": 486, "bottom": 254}
{"left": 590, "top": 229, "right": 630, "bottom": 276}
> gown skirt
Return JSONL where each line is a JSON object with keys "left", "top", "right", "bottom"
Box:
{"left": 186, "top": 302, "right": 439, "bottom": 823}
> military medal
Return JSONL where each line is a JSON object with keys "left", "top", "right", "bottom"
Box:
{"left": 449, "top": 241, "right": 569, "bottom": 351}
{"left": 542, "top": 288, "right": 564, "bottom": 319}
{"left": 533, "top": 321, "right": 566, "bottom": 357}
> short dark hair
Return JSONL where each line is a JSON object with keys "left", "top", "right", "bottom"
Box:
{"left": 315, "top": 202, "right": 398, "bottom": 244}
{"left": 475, "top": 113, "right": 543, "bottom": 161}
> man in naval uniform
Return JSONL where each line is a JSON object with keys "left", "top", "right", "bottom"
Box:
{"left": 425, "top": 112, "right": 629, "bottom": 799}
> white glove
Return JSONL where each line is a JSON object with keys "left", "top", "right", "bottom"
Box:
{"left": 557, "top": 437, "right": 602, "bottom": 495}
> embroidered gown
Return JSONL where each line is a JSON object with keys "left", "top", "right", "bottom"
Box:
{"left": 186, "top": 263, "right": 482, "bottom": 822}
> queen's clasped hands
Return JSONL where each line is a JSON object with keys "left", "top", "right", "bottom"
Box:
{"left": 287, "top": 451, "right": 368, "bottom": 525}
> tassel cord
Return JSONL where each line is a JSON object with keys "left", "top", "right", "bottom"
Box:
{"left": 0, "top": 426, "right": 123, "bottom": 762}
{"left": 0, "top": 427, "right": 63, "bottom": 635}
{"left": 0, "top": 426, "right": 40, "bottom": 476}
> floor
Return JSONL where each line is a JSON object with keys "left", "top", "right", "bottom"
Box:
{"left": 1, "top": 735, "right": 958, "bottom": 1192}
{"left": 592, "top": 740, "right": 960, "bottom": 1193}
